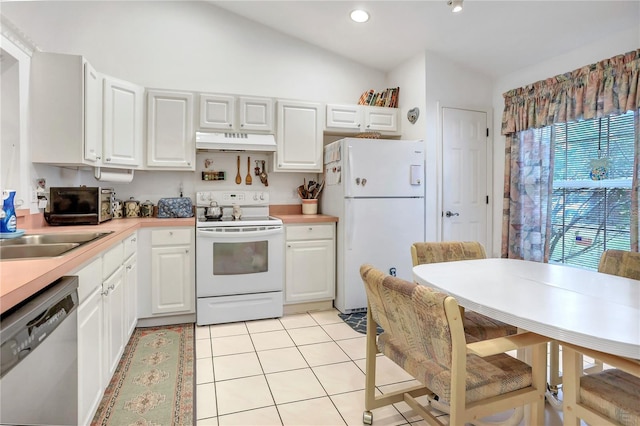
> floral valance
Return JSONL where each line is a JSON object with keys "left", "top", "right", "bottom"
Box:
{"left": 501, "top": 49, "right": 640, "bottom": 136}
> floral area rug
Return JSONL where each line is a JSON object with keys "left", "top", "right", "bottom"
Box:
{"left": 338, "top": 312, "right": 383, "bottom": 335}
{"left": 92, "top": 323, "right": 194, "bottom": 426}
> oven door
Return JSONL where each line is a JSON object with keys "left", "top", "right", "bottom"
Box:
{"left": 196, "top": 225, "right": 284, "bottom": 297}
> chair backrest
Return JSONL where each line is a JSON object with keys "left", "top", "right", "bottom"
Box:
{"left": 597, "top": 250, "right": 640, "bottom": 280}
{"left": 360, "top": 263, "right": 464, "bottom": 369}
{"left": 411, "top": 241, "right": 486, "bottom": 267}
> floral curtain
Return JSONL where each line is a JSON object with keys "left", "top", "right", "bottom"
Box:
{"left": 501, "top": 129, "right": 554, "bottom": 261}
{"left": 501, "top": 49, "right": 640, "bottom": 259}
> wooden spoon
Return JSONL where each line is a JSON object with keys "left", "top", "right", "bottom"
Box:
{"left": 245, "top": 156, "right": 252, "bottom": 185}
{"left": 235, "top": 155, "right": 241, "bottom": 184}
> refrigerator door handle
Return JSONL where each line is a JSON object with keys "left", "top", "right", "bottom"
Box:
{"left": 346, "top": 145, "right": 353, "bottom": 197}
{"left": 346, "top": 198, "right": 354, "bottom": 250}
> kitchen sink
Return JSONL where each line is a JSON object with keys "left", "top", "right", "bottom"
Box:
{"left": 0, "top": 231, "right": 113, "bottom": 260}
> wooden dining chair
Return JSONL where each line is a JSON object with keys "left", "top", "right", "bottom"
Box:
{"left": 410, "top": 241, "right": 517, "bottom": 340}
{"left": 561, "top": 341, "right": 640, "bottom": 426}
{"left": 360, "top": 264, "right": 549, "bottom": 426}
{"left": 549, "top": 249, "right": 640, "bottom": 395}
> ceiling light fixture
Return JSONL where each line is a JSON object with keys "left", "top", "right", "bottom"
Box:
{"left": 350, "top": 9, "right": 369, "bottom": 23}
{"left": 447, "top": 0, "right": 463, "bottom": 13}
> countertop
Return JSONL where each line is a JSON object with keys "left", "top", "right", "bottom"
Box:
{"left": 0, "top": 216, "right": 195, "bottom": 314}
{"left": 270, "top": 204, "right": 338, "bottom": 224}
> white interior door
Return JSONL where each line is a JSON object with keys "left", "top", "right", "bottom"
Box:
{"left": 441, "top": 108, "right": 489, "bottom": 247}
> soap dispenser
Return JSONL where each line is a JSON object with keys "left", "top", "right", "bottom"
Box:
{"left": 1, "top": 190, "right": 17, "bottom": 233}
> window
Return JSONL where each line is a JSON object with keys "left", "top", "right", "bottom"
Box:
{"left": 549, "top": 111, "right": 635, "bottom": 270}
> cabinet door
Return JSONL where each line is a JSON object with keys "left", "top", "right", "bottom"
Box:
{"left": 364, "top": 106, "right": 399, "bottom": 133}
{"left": 275, "top": 100, "right": 324, "bottom": 172}
{"left": 147, "top": 90, "right": 194, "bottom": 169}
{"left": 78, "top": 286, "right": 103, "bottom": 426}
{"left": 151, "top": 245, "right": 193, "bottom": 314}
{"left": 103, "top": 267, "right": 125, "bottom": 379}
{"left": 239, "top": 96, "right": 274, "bottom": 132}
{"left": 83, "top": 62, "right": 103, "bottom": 164}
{"left": 103, "top": 76, "right": 144, "bottom": 167}
{"left": 199, "top": 94, "right": 234, "bottom": 129}
{"left": 285, "top": 239, "right": 335, "bottom": 303}
{"left": 124, "top": 254, "right": 138, "bottom": 339}
{"left": 326, "top": 104, "right": 362, "bottom": 131}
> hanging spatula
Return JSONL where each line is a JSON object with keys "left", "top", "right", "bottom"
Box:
{"left": 235, "top": 155, "right": 242, "bottom": 184}
{"left": 245, "top": 156, "right": 252, "bottom": 185}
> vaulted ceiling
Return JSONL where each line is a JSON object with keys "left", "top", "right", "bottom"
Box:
{"left": 211, "top": 1, "right": 640, "bottom": 79}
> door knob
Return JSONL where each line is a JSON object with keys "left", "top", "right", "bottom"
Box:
{"left": 445, "top": 211, "right": 460, "bottom": 217}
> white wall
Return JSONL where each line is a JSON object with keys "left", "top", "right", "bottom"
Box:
{"left": 425, "top": 50, "right": 493, "bottom": 245}
{"left": 490, "top": 27, "right": 640, "bottom": 256}
{"left": 0, "top": 1, "right": 389, "bottom": 206}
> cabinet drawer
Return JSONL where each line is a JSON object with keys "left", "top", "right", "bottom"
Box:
{"left": 123, "top": 232, "right": 137, "bottom": 260}
{"left": 286, "top": 224, "right": 334, "bottom": 241}
{"left": 151, "top": 228, "right": 191, "bottom": 246}
{"left": 103, "top": 242, "right": 124, "bottom": 280}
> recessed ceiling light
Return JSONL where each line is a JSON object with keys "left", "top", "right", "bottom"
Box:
{"left": 350, "top": 9, "right": 369, "bottom": 23}
{"left": 447, "top": 0, "right": 463, "bottom": 13}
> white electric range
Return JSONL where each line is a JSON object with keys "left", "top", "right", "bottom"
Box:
{"left": 195, "top": 190, "right": 284, "bottom": 325}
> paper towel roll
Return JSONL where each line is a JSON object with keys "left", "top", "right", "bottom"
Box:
{"left": 94, "top": 167, "right": 134, "bottom": 183}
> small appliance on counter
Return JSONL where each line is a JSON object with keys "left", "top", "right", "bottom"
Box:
{"left": 157, "top": 197, "right": 193, "bottom": 218}
{"left": 45, "top": 187, "right": 114, "bottom": 225}
{"left": 1, "top": 190, "right": 18, "bottom": 233}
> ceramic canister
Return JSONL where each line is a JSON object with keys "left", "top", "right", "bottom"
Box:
{"left": 124, "top": 197, "right": 141, "bottom": 218}
{"left": 141, "top": 200, "right": 154, "bottom": 218}
{"left": 112, "top": 199, "right": 124, "bottom": 219}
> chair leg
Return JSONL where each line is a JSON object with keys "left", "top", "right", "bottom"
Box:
{"left": 364, "top": 308, "right": 378, "bottom": 414}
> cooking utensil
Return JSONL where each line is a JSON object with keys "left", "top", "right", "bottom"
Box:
{"left": 235, "top": 155, "right": 242, "bottom": 184}
{"left": 260, "top": 160, "right": 268, "bottom": 186}
{"left": 204, "top": 201, "right": 223, "bottom": 220}
{"left": 245, "top": 156, "right": 252, "bottom": 185}
{"left": 313, "top": 180, "right": 325, "bottom": 198}
{"left": 255, "top": 160, "right": 261, "bottom": 176}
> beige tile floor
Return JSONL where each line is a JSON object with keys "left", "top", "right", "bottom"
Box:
{"left": 195, "top": 309, "right": 571, "bottom": 426}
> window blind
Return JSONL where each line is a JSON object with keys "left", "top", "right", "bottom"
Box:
{"left": 549, "top": 111, "right": 635, "bottom": 270}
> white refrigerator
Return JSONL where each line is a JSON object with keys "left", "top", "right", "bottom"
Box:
{"left": 321, "top": 138, "right": 425, "bottom": 313}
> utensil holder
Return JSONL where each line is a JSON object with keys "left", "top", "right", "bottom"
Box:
{"left": 302, "top": 199, "right": 318, "bottom": 215}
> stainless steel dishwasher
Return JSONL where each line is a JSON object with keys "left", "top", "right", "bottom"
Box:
{"left": 0, "top": 275, "right": 79, "bottom": 426}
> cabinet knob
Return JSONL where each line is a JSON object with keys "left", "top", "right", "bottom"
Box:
{"left": 228, "top": 123, "right": 232, "bottom": 127}
{"left": 185, "top": 249, "right": 189, "bottom": 254}
{"left": 127, "top": 265, "right": 132, "bottom": 270}
{"left": 96, "top": 156, "right": 102, "bottom": 160}
{"left": 169, "top": 231, "right": 173, "bottom": 236}
{"left": 109, "top": 283, "right": 115, "bottom": 290}
{"left": 240, "top": 123, "right": 244, "bottom": 127}
{"left": 101, "top": 289, "right": 109, "bottom": 296}
{"left": 366, "top": 124, "right": 370, "bottom": 128}
{"left": 132, "top": 238, "right": 136, "bottom": 242}
{"left": 357, "top": 124, "right": 361, "bottom": 128}
{"left": 308, "top": 227, "right": 313, "bottom": 231}
{"left": 287, "top": 244, "right": 291, "bottom": 248}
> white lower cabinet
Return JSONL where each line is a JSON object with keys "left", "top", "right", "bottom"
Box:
{"left": 151, "top": 228, "right": 194, "bottom": 315}
{"left": 77, "top": 258, "right": 104, "bottom": 426}
{"left": 285, "top": 224, "right": 335, "bottom": 304}
{"left": 137, "top": 227, "right": 195, "bottom": 322}
{"left": 103, "top": 265, "right": 125, "bottom": 379}
{"left": 76, "top": 232, "right": 137, "bottom": 426}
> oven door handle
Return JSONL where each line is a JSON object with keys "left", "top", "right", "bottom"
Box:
{"left": 196, "top": 227, "right": 283, "bottom": 238}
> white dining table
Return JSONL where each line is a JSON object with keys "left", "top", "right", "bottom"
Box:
{"left": 412, "top": 258, "right": 640, "bottom": 359}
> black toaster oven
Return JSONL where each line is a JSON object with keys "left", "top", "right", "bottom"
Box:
{"left": 45, "top": 187, "right": 114, "bottom": 225}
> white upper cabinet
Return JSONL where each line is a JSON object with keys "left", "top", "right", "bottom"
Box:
{"left": 83, "top": 62, "right": 103, "bottom": 164}
{"left": 325, "top": 104, "right": 400, "bottom": 135}
{"left": 30, "top": 52, "right": 105, "bottom": 167}
{"left": 274, "top": 99, "right": 324, "bottom": 172}
{"left": 199, "top": 94, "right": 234, "bottom": 129}
{"left": 239, "top": 96, "right": 274, "bottom": 132}
{"left": 146, "top": 90, "right": 194, "bottom": 169}
{"left": 102, "top": 76, "right": 144, "bottom": 167}
{"left": 199, "top": 94, "right": 274, "bottom": 132}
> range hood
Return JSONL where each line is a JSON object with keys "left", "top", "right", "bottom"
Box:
{"left": 196, "top": 131, "right": 277, "bottom": 152}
